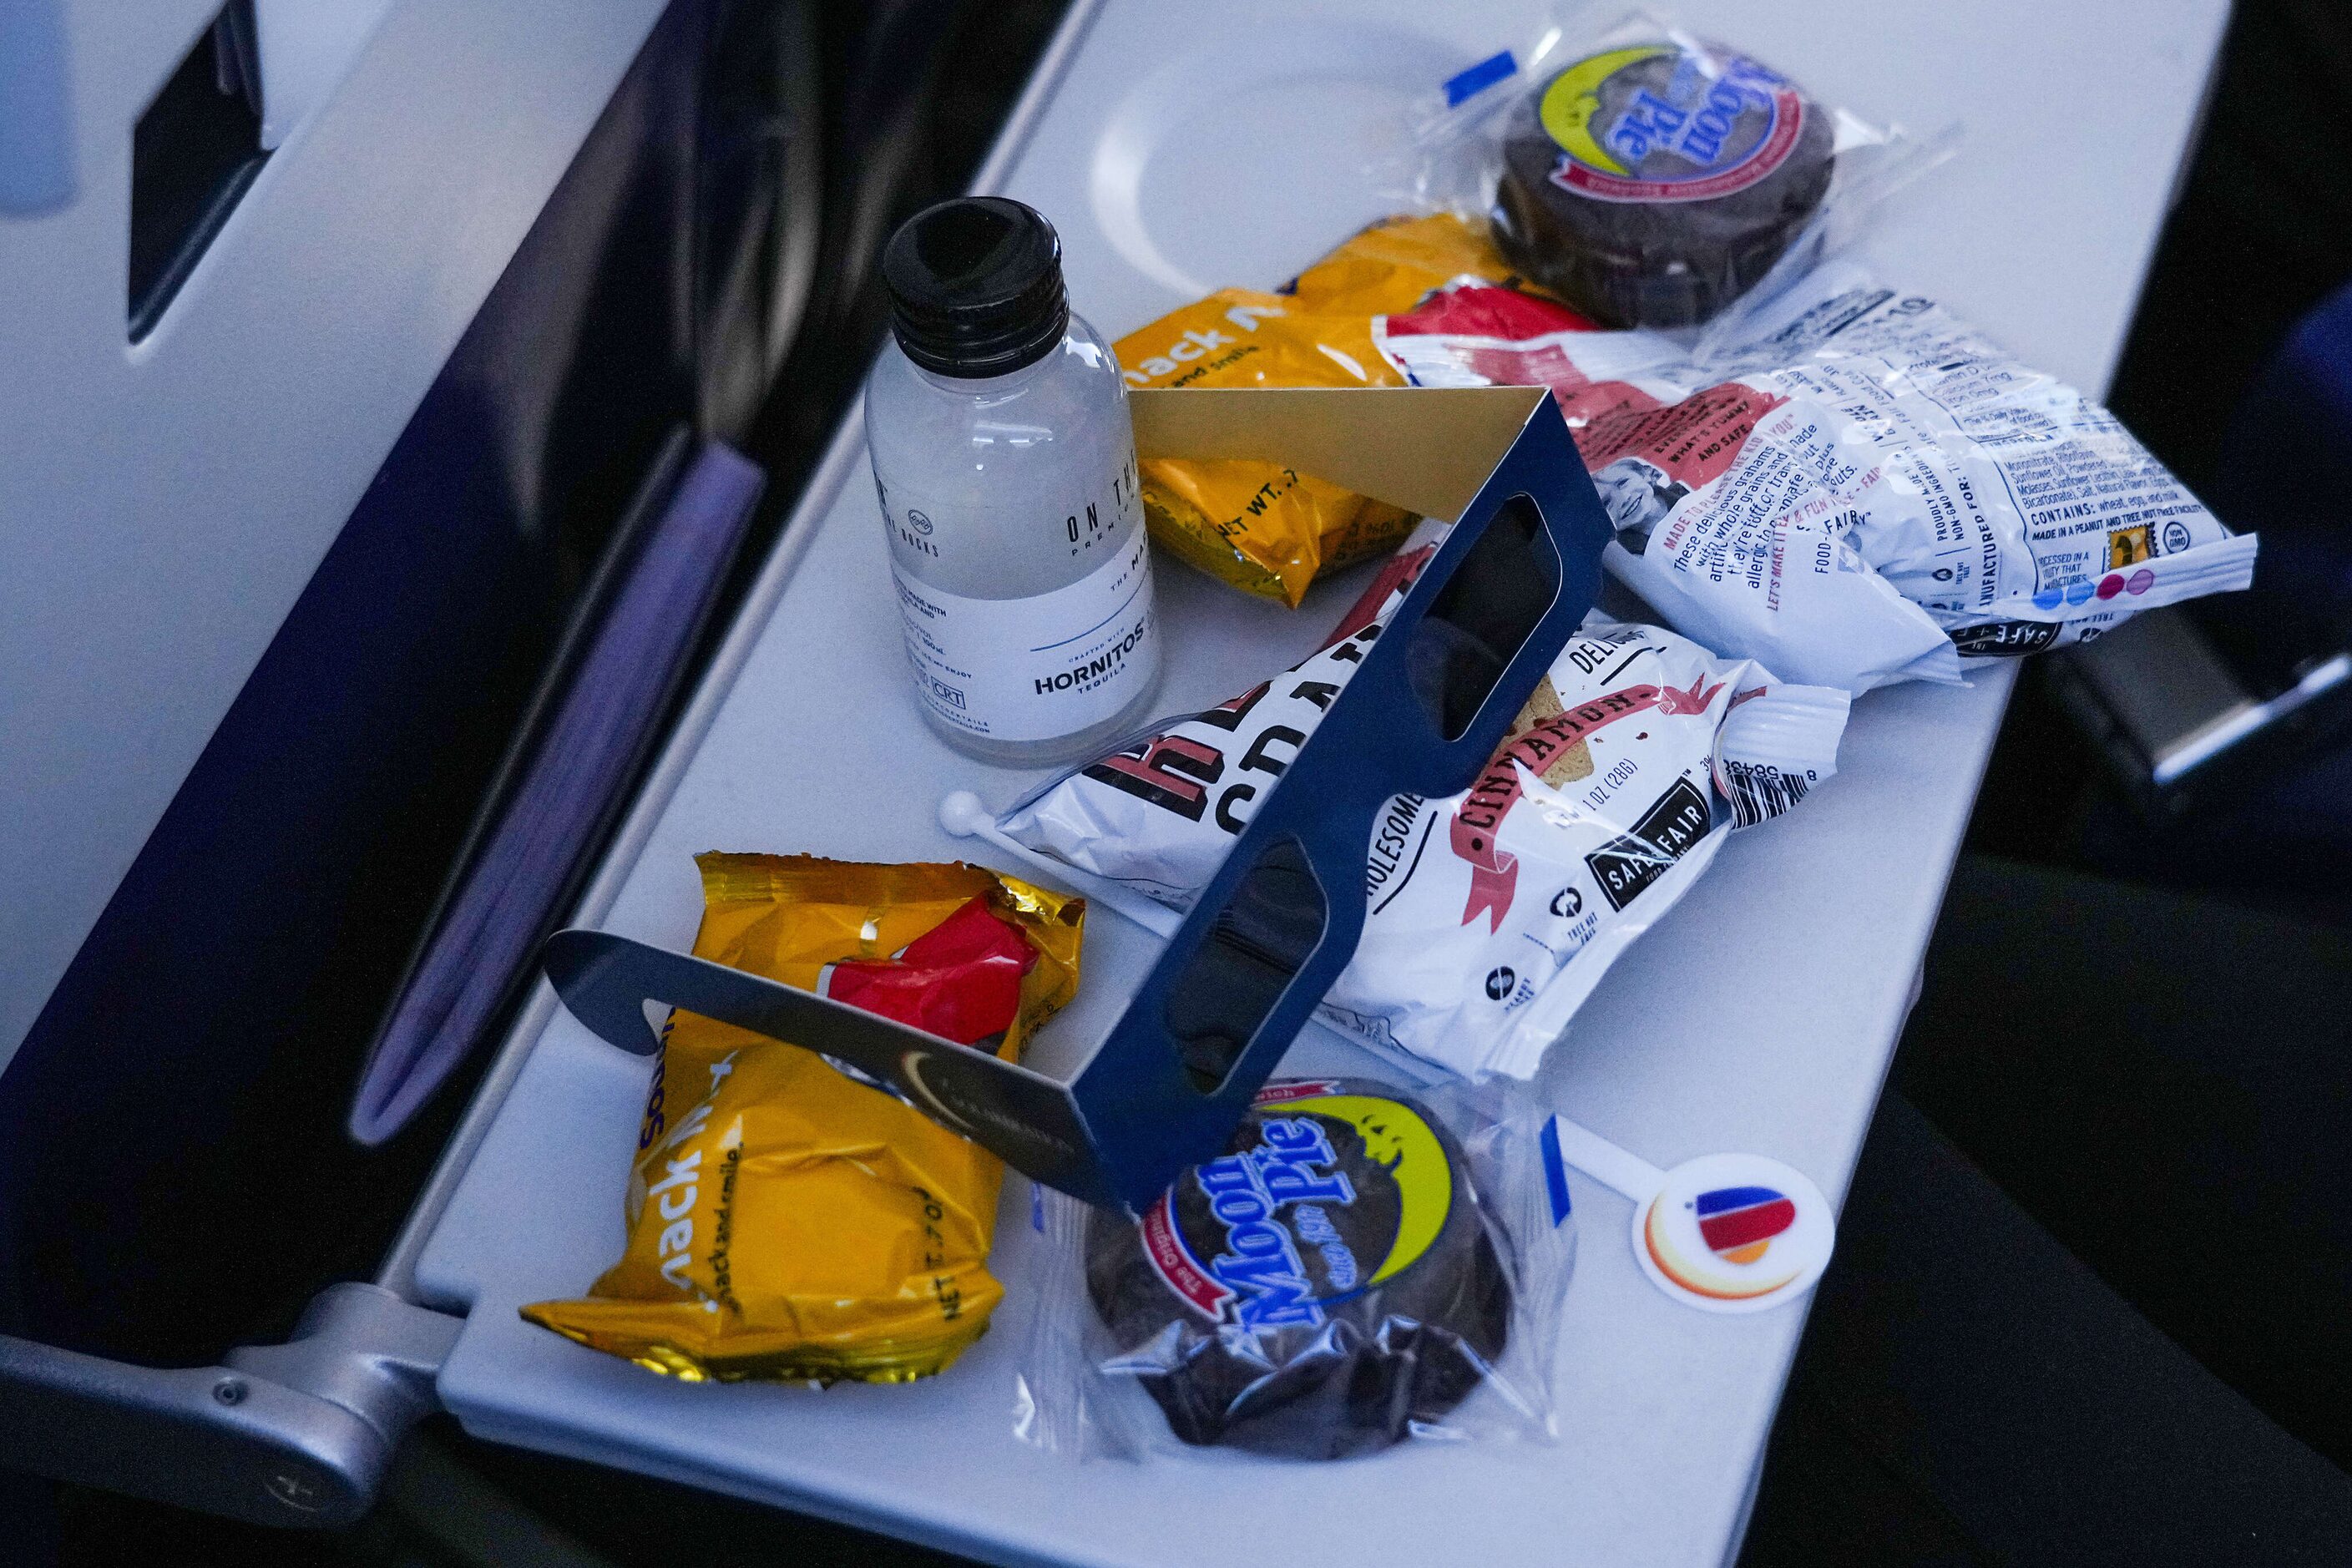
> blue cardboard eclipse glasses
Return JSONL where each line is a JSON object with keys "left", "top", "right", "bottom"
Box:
{"left": 544, "top": 387, "right": 1612, "bottom": 1213}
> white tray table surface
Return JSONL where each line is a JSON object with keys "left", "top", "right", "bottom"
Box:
{"left": 411, "top": 1, "right": 2229, "bottom": 1563}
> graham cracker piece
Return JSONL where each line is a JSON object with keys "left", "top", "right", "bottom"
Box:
{"left": 1504, "top": 675, "right": 1594, "bottom": 787}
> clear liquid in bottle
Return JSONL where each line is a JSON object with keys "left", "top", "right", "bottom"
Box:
{"left": 866, "top": 197, "right": 1162, "bottom": 768}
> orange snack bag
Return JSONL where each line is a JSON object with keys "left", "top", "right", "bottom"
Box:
{"left": 522, "top": 854, "right": 1084, "bottom": 1383}
{"left": 1114, "top": 213, "right": 1532, "bottom": 605}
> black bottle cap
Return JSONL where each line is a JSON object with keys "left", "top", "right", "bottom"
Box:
{"left": 883, "top": 197, "right": 1070, "bottom": 378}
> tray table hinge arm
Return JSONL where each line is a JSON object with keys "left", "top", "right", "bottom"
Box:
{"left": 0, "top": 1282, "right": 460, "bottom": 1528}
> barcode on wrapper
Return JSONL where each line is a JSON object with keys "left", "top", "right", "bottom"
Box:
{"left": 1720, "top": 760, "right": 1811, "bottom": 828}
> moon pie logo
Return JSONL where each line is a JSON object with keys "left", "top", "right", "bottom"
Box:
{"left": 1539, "top": 43, "right": 1806, "bottom": 205}
{"left": 1140, "top": 1085, "right": 1454, "bottom": 1330}
{"left": 1633, "top": 1152, "right": 1831, "bottom": 1313}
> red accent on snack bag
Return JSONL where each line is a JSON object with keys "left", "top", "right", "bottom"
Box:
{"left": 819, "top": 897, "right": 1038, "bottom": 1045}
{"left": 1085, "top": 735, "right": 1227, "bottom": 822}
{"left": 1376, "top": 282, "right": 1665, "bottom": 427}
{"left": 1574, "top": 382, "right": 1786, "bottom": 488}
{"left": 1447, "top": 677, "right": 1720, "bottom": 929}
{"left": 1380, "top": 282, "right": 1597, "bottom": 339}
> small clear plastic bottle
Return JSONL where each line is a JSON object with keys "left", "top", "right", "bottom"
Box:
{"left": 866, "top": 197, "right": 1162, "bottom": 768}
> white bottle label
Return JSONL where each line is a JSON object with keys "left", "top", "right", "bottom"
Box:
{"left": 892, "top": 527, "right": 1161, "bottom": 742}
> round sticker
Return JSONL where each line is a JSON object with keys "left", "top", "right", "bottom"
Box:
{"left": 1631, "top": 1152, "right": 1833, "bottom": 1313}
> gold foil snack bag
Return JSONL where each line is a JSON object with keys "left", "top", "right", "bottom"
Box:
{"left": 523, "top": 854, "right": 1084, "bottom": 1383}
{"left": 1114, "top": 213, "right": 1530, "bottom": 605}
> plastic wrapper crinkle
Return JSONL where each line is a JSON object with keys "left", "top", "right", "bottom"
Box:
{"left": 1388, "top": 8, "right": 1947, "bottom": 335}
{"left": 1368, "top": 263, "right": 2262, "bottom": 691}
{"left": 998, "top": 528, "right": 1849, "bottom": 1080}
{"left": 1112, "top": 212, "right": 1582, "bottom": 607}
{"left": 522, "top": 854, "right": 1083, "bottom": 1384}
{"left": 1017, "top": 1075, "right": 1573, "bottom": 1459}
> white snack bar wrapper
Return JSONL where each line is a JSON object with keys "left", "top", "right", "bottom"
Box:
{"left": 1368, "top": 267, "right": 2259, "bottom": 693}
{"left": 998, "top": 545, "right": 1849, "bottom": 1079}
{"left": 1319, "top": 615, "right": 1848, "bottom": 1077}
{"left": 994, "top": 559, "right": 1417, "bottom": 911}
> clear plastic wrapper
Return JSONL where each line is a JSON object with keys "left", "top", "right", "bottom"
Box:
{"left": 1362, "top": 266, "right": 2263, "bottom": 692}
{"left": 1015, "top": 1075, "right": 1574, "bottom": 1460}
{"left": 997, "top": 527, "right": 1849, "bottom": 1079}
{"left": 1387, "top": 7, "right": 1950, "bottom": 337}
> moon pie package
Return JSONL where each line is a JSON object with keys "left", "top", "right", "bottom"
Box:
{"left": 995, "top": 524, "right": 1849, "bottom": 1080}
{"left": 1017, "top": 1076, "right": 1573, "bottom": 1459}
{"left": 522, "top": 854, "right": 1084, "bottom": 1384}
{"left": 1392, "top": 9, "right": 1941, "bottom": 332}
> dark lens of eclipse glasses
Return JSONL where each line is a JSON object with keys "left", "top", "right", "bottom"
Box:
{"left": 1156, "top": 493, "right": 1561, "bottom": 1094}
{"left": 1405, "top": 493, "right": 1561, "bottom": 740}
{"left": 1161, "top": 836, "right": 1327, "bottom": 1092}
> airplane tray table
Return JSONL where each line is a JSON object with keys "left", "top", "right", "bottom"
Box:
{"left": 397, "top": 0, "right": 2229, "bottom": 1562}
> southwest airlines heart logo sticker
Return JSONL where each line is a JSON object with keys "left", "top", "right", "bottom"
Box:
{"left": 1694, "top": 1185, "right": 1796, "bottom": 1264}
{"left": 1543, "top": 1120, "right": 1833, "bottom": 1313}
{"left": 1634, "top": 1152, "right": 1831, "bottom": 1312}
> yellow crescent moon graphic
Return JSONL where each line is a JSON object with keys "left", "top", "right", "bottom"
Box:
{"left": 1287, "top": 1094, "right": 1451, "bottom": 1286}
{"left": 898, "top": 1049, "right": 978, "bottom": 1136}
{"left": 1538, "top": 45, "right": 1673, "bottom": 177}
